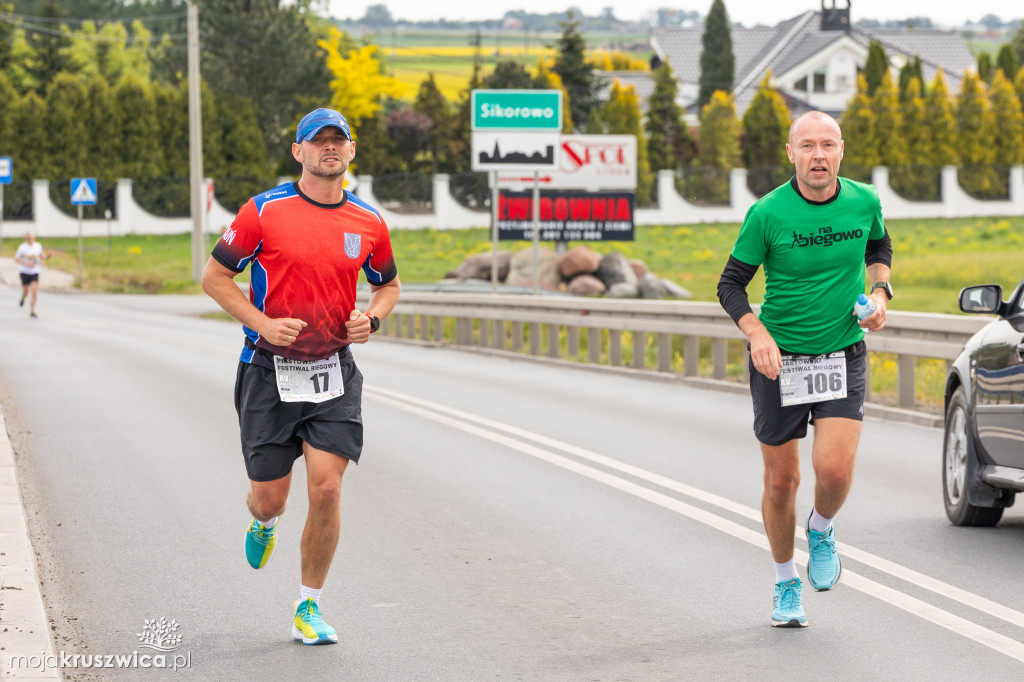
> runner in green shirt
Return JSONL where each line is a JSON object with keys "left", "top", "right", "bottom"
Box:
{"left": 717, "top": 111, "right": 893, "bottom": 628}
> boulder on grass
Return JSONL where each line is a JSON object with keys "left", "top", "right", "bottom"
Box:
{"left": 507, "top": 248, "right": 561, "bottom": 289}
{"left": 558, "top": 245, "right": 602, "bottom": 279}
{"left": 456, "top": 251, "right": 512, "bottom": 281}
{"left": 595, "top": 251, "right": 638, "bottom": 289}
{"left": 566, "top": 274, "right": 607, "bottom": 297}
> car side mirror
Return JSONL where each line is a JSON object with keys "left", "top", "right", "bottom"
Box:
{"left": 959, "top": 284, "right": 1003, "bottom": 314}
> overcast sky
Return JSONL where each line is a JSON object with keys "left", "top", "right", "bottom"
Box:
{"left": 328, "top": 1, "right": 1022, "bottom": 28}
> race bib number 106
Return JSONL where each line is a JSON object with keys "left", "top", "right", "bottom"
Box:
{"left": 778, "top": 352, "right": 847, "bottom": 407}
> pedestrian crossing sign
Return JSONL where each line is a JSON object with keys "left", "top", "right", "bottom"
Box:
{"left": 71, "top": 177, "right": 98, "bottom": 206}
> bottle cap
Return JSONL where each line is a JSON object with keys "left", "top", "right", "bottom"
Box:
{"left": 857, "top": 294, "right": 869, "bottom": 304}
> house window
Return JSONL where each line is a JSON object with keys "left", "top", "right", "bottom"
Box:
{"left": 813, "top": 68, "right": 826, "bottom": 92}
{"left": 794, "top": 75, "right": 808, "bottom": 92}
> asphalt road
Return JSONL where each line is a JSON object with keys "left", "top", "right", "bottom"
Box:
{"left": 2, "top": 288, "right": 1024, "bottom": 681}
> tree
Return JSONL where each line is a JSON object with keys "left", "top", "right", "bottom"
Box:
{"left": 361, "top": 4, "right": 394, "bottom": 27}
{"left": 977, "top": 51, "right": 992, "bottom": 83}
{"left": 320, "top": 35, "right": 404, "bottom": 125}
{"left": 345, "top": 109, "right": 399, "bottom": 178}
{"left": 216, "top": 93, "right": 271, "bottom": 209}
{"left": 923, "top": 69, "right": 958, "bottom": 172}
{"left": 83, "top": 73, "right": 117, "bottom": 182}
{"left": 533, "top": 60, "right": 573, "bottom": 133}
{"left": 698, "top": 0, "right": 733, "bottom": 111}
{"left": 482, "top": 60, "right": 534, "bottom": 90}
{"left": 1013, "top": 24, "right": 1024, "bottom": 70}
{"left": 12, "top": 92, "right": 48, "bottom": 183}
{"left": 956, "top": 70, "right": 999, "bottom": 198}
{"left": 891, "top": 78, "right": 935, "bottom": 200}
{"left": 692, "top": 90, "right": 741, "bottom": 204}
{"left": 741, "top": 71, "right": 790, "bottom": 197}
{"left": 201, "top": 0, "right": 332, "bottom": 165}
{"left": 0, "top": 2, "right": 14, "bottom": 71}
{"left": 44, "top": 73, "right": 90, "bottom": 179}
{"left": 452, "top": 62, "right": 483, "bottom": 175}
{"left": 414, "top": 74, "right": 459, "bottom": 174}
{"left": 871, "top": 70, "right": 908, "bottom": 172}
{"left": 386, "top": 109, "right": 432, "bottom": 173}
{"left": 25, "top": 0, "right": 74, "bottom": 93}
{"left": 839, "top": 74, "right": 878, "bottom": 182}
{"left": 111, "top": 72, "right": 164, "bottom": 182}
{"left": 897, "top": 55, "right": 923, "bottom": 100}
{"left": 645, "top": 60, "right": 695, "bottom": 173}
{"left": 0, "top": 72, "right": 18, "bottom": 167}
{"left": 996, "top": 44, "right": 1018, "bottom": 80}
{"left": 604, "top": 80, "right": 652, "bottom": 204}
{"left": 552, "top": 10, "right": 598, "bottom": 133}
{"left": 1016, "top": 65, "right": 1024, "bottom": 113}
{"left": 863, "top": 40, "right": 888, "bottom": 96}
{"left": 988, "top": 70, "right": 1024, "bottom": 191}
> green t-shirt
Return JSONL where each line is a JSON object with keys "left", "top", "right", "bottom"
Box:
{"left": 731, "top": 178, "right": 885, "bottom": 355}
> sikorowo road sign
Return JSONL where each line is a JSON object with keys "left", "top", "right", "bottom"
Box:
{"left": 0, "top": 157, "right": 11, "bottom": 184}
{"left": 471, "top": 90, "right": 562, "bottom": 131}
{"left": 71, "top": 178, "right": 98, "bottom": 206}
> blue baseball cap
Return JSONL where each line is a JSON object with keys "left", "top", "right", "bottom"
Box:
{"left": 295, "top": 108, "right": 352, "bottom": 143}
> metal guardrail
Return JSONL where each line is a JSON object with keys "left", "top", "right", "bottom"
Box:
{"left": 360, "top": 291, "right": 989, "bottom": 411}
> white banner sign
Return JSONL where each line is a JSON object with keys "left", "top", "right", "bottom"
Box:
{"left": 498, "top": 134, "right": 637, "bottom": 190}
{"left": 472, "top": 132, "right": 560, "bottom": 171}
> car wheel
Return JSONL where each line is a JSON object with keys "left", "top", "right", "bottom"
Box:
{"left": 943, "top": 386, "right": 1003, "bottom": 526}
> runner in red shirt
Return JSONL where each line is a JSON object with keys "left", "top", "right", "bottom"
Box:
{"left": 202, "top": 107, "right": 401, "bottom": 645}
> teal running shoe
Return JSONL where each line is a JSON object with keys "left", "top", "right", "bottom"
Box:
{"left": 771, "top": 578, "right": 808, "bottom": 628}
{"left": 292, "top": 599, "right": 338, "bottom": 645}
{"left": 244, "top": 517, "right": 278, "bottom": 570}
{"left": 805, "top": 516, "right": 842, "bottom": 591}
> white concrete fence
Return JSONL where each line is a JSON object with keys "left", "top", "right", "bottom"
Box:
{"left": 7, "top": 164, "right": 1024, "bottom": 239}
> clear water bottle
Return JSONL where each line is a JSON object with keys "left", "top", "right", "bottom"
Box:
{"left": 854, "top": 293, "right": 876, "bottom": 321}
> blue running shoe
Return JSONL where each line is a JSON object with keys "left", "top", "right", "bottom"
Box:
{"left": 244, "top": 517, "right": 278, "bottom": 570}
{"left": 292, "top": 599, "right": 338, "bottom": 645}
{"left": 771, "top": 578, "right": 808, "bottom": 628}
{"left": 805, "top": 516, "right": 842, "bottom": 591}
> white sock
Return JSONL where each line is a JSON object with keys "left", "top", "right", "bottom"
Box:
{"left": 808, "top": 508, "right": 833, "bottom": 533}
{"left": 299, "top": 585, "right": 322, "bottom": 605}
{"left": 774, "top": 559, "right": 799, "bottom": 583}
{"left": 258, "top": 516, "right": 278, "bottom": 529}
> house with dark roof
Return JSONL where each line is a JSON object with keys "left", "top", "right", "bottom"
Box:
{"left": 649, "top": 1, "right": 976, "bottom": 123}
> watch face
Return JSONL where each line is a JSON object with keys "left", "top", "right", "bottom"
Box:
{"left": 369, "top": 316, "right": 380, "bottom": 332}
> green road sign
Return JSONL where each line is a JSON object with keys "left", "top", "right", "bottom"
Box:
{"left": 471, "top": 90, "right": 562, "bottom": 131}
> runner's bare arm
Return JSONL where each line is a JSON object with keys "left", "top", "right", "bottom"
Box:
{"left": 346, "top": 276, "right": 401, "bottom": 344}
{"left": 201, "top": 257, "right": 306, "bottom": 346}
{"left": 738, "top": 312, "right": 783, "bottom": 380}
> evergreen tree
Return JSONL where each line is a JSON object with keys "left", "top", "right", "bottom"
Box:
{"left": 153, "top": 81, "right": 188, "bottom": 178}
{"left": 1014, "top": 24, "right": 1024, "bottom": 70}
{"left": 111, "top": 72, "right": 164, "bottom": 182}
{"left": 533, "top": 60, "right": 573, "bottom": 133}
{"left": 645, "top": 60, "right": 695, "bottom": 173}
{"left": 956, "top": 70, "right": 999, "bottom": 198}
{"left": 0, "top": 3, "right": 13, "bottom": 71}
{"left": 83, "top": 73, "right": 116, "bottom": 183}
{"left": 698, "top": 0, "right": 734, "bottom": 111}
{"left": 988, "top": 70, "right": 1024, "bottom": 196}
{"left": 0, "top": 72, "right": 18, "bottom": 167}
{"left": 216, "top": 93, "right": 271, "bottom": 209}
{"left": 1016, "top": 65, "right": 1024, "bottom": 113}
{"left": 12, "top": 92, "right": 48, "bottom": 183}
{"left": 997, "top": 44, "right": 1018, "bottom": 80}
{"left": 693, "top": 90, "right": 741, "bottom": 204}
{"left": 452, "top": 62, "right": 483, "bottom": 174}
{"left": 386, "top": 108, "right": 432, "bottom": 173}
{"left": 871, "top": 70, "right": 908, "bottom": 171}
{"left": 604, "top": 80, "right": 652, "bottom": 204}
{"left": 552, "top": 10, "right": 598, "bottom": 133}
{"left": 891, "top": 78, "right": 936, "bottom": 200}
{"left": 44, "top": 73, "right": 90, "bottom": 179}
{"left": 864, "top": 40, "right": 888, "bottom": 96}
{"left": 839, "top": 74, "right": 878, "bottom": 182}
{"left": 741, "top": 71, "right": 790, "bottom": 197}
{"left": 977, "top": 52, "right": 992, "bottom": 83}
{"left": 25, "top": 0, "right": 74, "bottom": 93}
{"left": 414, "top": 74, "right": 458, "bottom": 174}
{"left": 346, "top": 109, "right": 399, "bottom": 178}
{"left": 924, "top": 69, "right": 958, "bottom": 171}
{"left": 897, "top": 55, "right": 924, "bottom": 100}
{"left": 482, "top": 60, "right": 534, "bottom": 89}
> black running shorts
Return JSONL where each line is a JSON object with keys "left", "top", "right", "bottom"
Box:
{"left": 20, "top": 273, "right": 38, "bottom": 285}
{"left": 234, "top": 350, "right": 363, "bottom": 482}
{"left": 747, "top": 340, "right": 866, "bottom": 446}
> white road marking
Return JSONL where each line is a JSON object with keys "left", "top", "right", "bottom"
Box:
{"left": 367, "top": 385, "right": 1024, "bottom": 663}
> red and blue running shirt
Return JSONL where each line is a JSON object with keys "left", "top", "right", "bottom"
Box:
{"left": 212, "top": 182, "right": 398, "bottom": 363}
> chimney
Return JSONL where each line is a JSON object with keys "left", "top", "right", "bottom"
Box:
{"left": 821, "top": 0, "right": 851, "bottom": 31}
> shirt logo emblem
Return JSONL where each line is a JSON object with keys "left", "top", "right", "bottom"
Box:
{"left": 344, "top": 233, "right": 361, "bottom": 259}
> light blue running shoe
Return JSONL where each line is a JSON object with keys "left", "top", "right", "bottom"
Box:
{"left": 292, "top": 599, "right": 338, "bottom": 645}
{"left": 244, "top": 517, "right": 278, "bottom": 570}
{"left": 805, "top": 515, "right": 842, "bottom": 591}
{"left": 771, "top": 578, "right": 808, "bottom": 628}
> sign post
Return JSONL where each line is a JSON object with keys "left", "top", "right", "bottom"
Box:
{"left": 0, "top": 157, "right": 11, "bottom": 255}
{"left": 71, "top": 177, "right": 98, "bottom": 287}
{"left": 471, "top": 89, "right": 562, "bottom": 293}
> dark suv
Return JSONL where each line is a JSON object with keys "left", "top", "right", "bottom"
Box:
{"left": 943, "top": 279, "right": 1024, "bottom": 526}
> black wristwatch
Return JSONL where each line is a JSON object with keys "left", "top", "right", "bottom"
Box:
{"left": 871, "top": 281, "right": 894, "bottom": 300}
{"left": 368, "top": 315, "right": 380, "bottom": 333}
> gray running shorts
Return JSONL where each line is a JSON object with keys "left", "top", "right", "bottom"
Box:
{"left": 233, "top": 350, "right": 363, "bottom": 482}
{"left": 748, "top": 340, "right": 866, "bottom": 446}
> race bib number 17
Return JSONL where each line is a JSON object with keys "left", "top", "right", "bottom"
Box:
{"left": 273, "top": 353, "right": 344, "bottom": 403}
{"left": 778, "top": 352, "right": 847, "bottom": 407}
